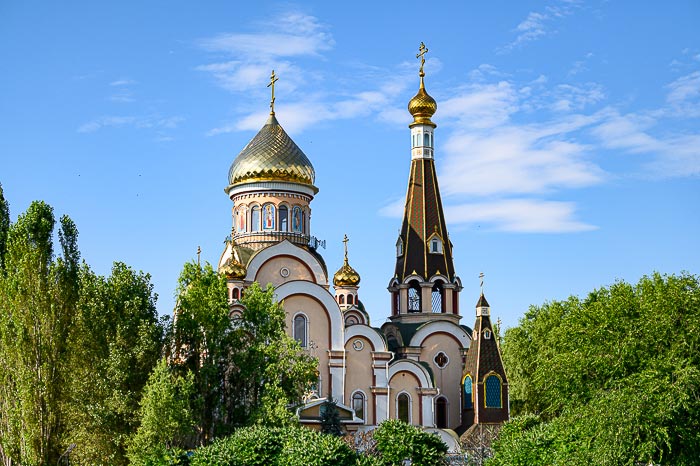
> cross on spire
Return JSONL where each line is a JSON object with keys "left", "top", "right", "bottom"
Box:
{"left": 479, "top": 272, "right": 485, "bottom": 295}
{"left": 267, "top": 70, "right": 279, "bottom": 115}
{"left": 197, "top": 245, "right": 201, "bottom": 268}
{"left": 416, "top": 42, "right": 429, "bottom": 77}
{"left": 342, "top": 234, "right": 349, "bottom": 263}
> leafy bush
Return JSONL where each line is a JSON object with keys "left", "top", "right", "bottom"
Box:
{"left": 373, "top": 420, "right": 447, "bottom": 466}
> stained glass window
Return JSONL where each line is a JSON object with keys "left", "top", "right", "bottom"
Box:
{"left": 485, "top": 375, "right": 501, "bottom": 408}
{"left": 463, "top": 375, "right": 473, "bottom": 409}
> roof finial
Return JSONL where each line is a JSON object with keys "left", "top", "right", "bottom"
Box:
{"left": 197, "top": 245, "right": 202, "bottom": 268}
{"left": 267, "top": 70, "right": 279, "bottom": 115}
{"left": 416, "top": 42, "right": 429, "bottom": 83}
{"left": 479, "top": 272, "right": 485, "bottom": 296}
{"left": 342, "top": 234, "right": 349, "bottom": 265}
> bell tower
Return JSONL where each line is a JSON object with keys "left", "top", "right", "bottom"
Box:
{"left": 388, "top": 42, "right": 462, "bottom": 324}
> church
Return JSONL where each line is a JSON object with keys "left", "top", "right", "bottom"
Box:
{"left": 217, "top": 44, "right": 509, "bottom": 438}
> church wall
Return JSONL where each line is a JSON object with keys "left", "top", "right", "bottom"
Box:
{"left": 255, "top": 256, "right": 315, "bottom": 288}
{"left": 420, "top": 332, "right": 464, "bottom": 429}
{"left": 388, "top": 371, "right": 422, "bottom": 425}
{"left": 344, "top": 335, "right": 374, "bottom": 425}
{"left": 283, "top": 294, "right": 331, "bottom": 397}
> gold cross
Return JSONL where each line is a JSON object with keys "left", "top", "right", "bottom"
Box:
{"left": 267, "top": 70, "right": 279, "bottom": 115}
{"left": 416, "top": 42, "right": 429, "bottom": 76}
{"left": 342, "top": 234, "right": 349, "bottom": 261}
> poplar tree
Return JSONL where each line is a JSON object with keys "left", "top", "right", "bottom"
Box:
{"left": 0, "top": 182, "right": 9, "bottom": 271}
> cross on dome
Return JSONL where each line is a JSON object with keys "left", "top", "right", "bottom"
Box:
{"left": 267, "top": 70, "right": 279, "bottom": 115}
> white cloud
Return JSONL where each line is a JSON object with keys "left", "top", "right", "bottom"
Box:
{"left": 78, "top": 115, "right": 183, "bottom": 134}
{"left": 665, "top": 71, "right": 700, "bottom": 116}
{"left": 439, "top": 81, "right": 519, "bottom": 129}
{"left": 110, "top": 79, "right": 136, "bottom": 86}
{"left": 501, "top": 1, "right": 582, "bottom": 51}
{"left": 445, "top": 199, "right": 596, "bottom": 233}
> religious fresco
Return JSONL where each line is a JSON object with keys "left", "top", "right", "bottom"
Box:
{"left": 236, "top": 208, "right": 246, "bottom": 233}
{"left": 263, "top": 204, "right": 276, "bottom": 230}
{"left": 292, "top": 206, "right": 303, "bottom": 233}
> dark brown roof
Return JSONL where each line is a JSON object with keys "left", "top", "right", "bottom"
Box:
{"left": 476, "top": 294, "right": 490, "bottom": 308}
{"left": 394, "top": 158, "right": 455, "bottom": 281}
{"left": 463, "top": 313, "right": 507, "bottom": 383}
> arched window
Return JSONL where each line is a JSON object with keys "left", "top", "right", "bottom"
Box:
{"left": 423, "top": 133, "right": 429, "bottom": 147}
{"left": 339, "top": 295, "right": 345, "bottom": 305}
{"left": 232, "top": 288, "right": 239, "bottom": 300}
{"left": 352, "top": 391, "right": 365, "bottom": 422}
{"left": 396, "top": 237, "right": 404, "bottom": 257}
{"left": 347, "top": 294, "right": 353, "bottom": 305}
{"left": 463, "top": 375, "right": 473, "bottom": 409}
{"left": 397, "top": 393, "right": 410, "bottom": 423}
{"left": 293, "top": 314, "right": 307, "bottom": 348}
{"left": 485, "top": 375, "right": 502, "bottom": 408}
{"left": 235, "top": 208, "right": 246, "bottom": 232}
{"left": 394, "top": 291, "right": 400, "bottom": 315}
{"left": 251, "top": 206, "right": 260, "bottom": 232}
{"left": 345, "top": 315, "right": 358, "bottom": 326}
{"left": 279, "top": 205, "right": 288, "bottom": 232}
{"left": 435, "top": 396, "right": 448, "bottom": 428}
{"left": 431, "top": 281, "right": 445, "bottom": 313}
{"left": 408, "top": 281, "right": 421, "bottom": 313}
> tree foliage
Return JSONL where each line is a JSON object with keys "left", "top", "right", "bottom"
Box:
{"left": 372, "top": 420, "right": 448, "bottom": 466}
{"left": 127, "top": 358, "right": 195, "bottom": 466}
{"left": 494, "top": 272, "right": 700, "bottom": 465}
{"left": 0, "top": 198, "right": 163, "bottom": 466}
{"left": 168, "top": 264, "right": 317, "bottom": 444}
{"left": 320, "top": 398, "right": 344, "bottom": 437}
{"left": 0, "top": 182, "right": 9, "bottom": 271}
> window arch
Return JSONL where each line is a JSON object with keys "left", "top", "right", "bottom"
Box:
{"left": 396, "top": 237, "right": 404, "bottom": 257}
{"left": 262, "top": 203, "right": 276, "bottom": 230}
{"left": 393, "top": 291, "right": 400, "bottom": 315}
{"left": 279, "top": 205, "right": 288, "bottom": 232}
{"left": 485, "top": 374, "right": 502, "bottom": 408}
{"left": 291, "top": 206, "right": 303, "bottom": 233}
{"left": 423, "top": 133, "right": 429, "bottom": 147}
{"left": 431, "top": 281, "right": 445, "bottom": 313}
{"left": 408, "top": 280, "right": 421, "bottom": 313}
{"left": 251, "top": 206, "right": 261, "bottom": 232}
{"left": 435, "top": 396, "right": 448, "bottom": 428}
{"left": 339, "top": 295, "right": 345, "bottom": 305}
{"left": 397, "top": 392, "right": 411, "bottom": 423}
{"left": 463, "top": 375, "right": 473, "bottom": 409}
{"left": 345, "top": 315, "right": 358, "bottom": 326}
{"left": 352, "top": 391, "right": 366, "bottom": 423}
{"left": 347, "top": 294, "right": 353, "bottom": 305}
{"left": 293, "top": 314, "right": 307, "bottom": 348}
{"left": 232, "top": 288, "right": 240, "bottom": 300}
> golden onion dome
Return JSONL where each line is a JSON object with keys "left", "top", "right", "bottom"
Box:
{"left": 228, "top": 114, "right": 317, "bottom": 190}
{"left": 333, "top": 259, "right": 361, "bottom": 287}
{"left": 220, "top": 255, "right": 247, "bottom": 280}
{"left": 333, "top": 234, "right": 360, "bottom": 287}
{"left": 408, "top": 76, "right": 437, "bottom": 128}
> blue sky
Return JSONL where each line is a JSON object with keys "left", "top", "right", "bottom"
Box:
{"left": 1, "top": 1, "right": 698, "bottom": 329}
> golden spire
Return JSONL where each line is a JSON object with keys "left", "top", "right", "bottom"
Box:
{"left": 408, "top": 42, "right": 437, "bottom": 128}
{"left": 221, "top": 228, "right": 247, "bottom": 280}
{"left": 267, "top": 70, "right": 279, "bottom": 115}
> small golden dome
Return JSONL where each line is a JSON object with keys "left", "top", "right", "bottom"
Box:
{"left": 408, "top": 77, "right": 437, "bottom": 128}
{"left": 333, "top": 260, "right": 361, "bottom": 287}
{"left": 228, "top": 114, "right": 317, "bottom": 190}
{"left": 220, "top": 255, "right": 247, "bottom": 280}
{"left": 333, "top": 234, "right": 360, "bottom": 287}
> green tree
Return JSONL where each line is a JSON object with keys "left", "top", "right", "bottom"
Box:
{"left": 0, "top": 182, "right": 9, "bottom": 271}
{"left": 65, "top": 262, "right": 165, "bottom": 465}
{"left": 320, "top": 398, "right": 344, "bottom": 437}
{"left": 169, "top": 263, "right": 317, "bottom": 443}
{"left": 0, "top": 202, "right": 77, "bottom": 465}
{"left": 127, "top": 358, "right": 195, "bottom": 466}
{"left": 373, "top": 420, "right": 448, "bottom": 466}
{"left": 495, "top": 272, "right": 700, "bottom": 465}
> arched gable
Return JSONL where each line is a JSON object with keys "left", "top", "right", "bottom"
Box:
{"left": 275, "top": 280, "right": 343, "bottom": 350}
{"left": 409, "top": 320, "right": 471, "bottom": 349}
{"left": 388, "top": 359, "right": 433, "bottom": 389}
{"left": 247, "top": 240, "right": 328, "bottom": 285}
{"left": 344, "top": 324, "right": 387, "bottom": 352}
